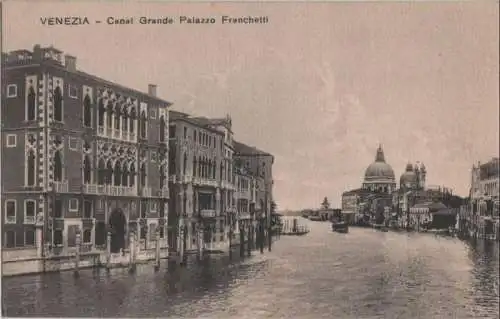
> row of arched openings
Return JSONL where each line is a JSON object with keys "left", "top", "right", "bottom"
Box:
{"left": 82, "top": 156, "right": 167, "bottom": 188}
{"left": 94, "top": 99, "right": 167, "bottom": 140}
{"left": 188, "top": 155, "right": 219, "bottom": 180}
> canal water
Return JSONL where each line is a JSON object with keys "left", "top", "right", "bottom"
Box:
{"left": 3, "top": 218, "right": 499, "bottom": 318}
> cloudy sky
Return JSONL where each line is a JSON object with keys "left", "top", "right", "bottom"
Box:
{"left": 3, "top": 2, "right": 498, "bottom": 209}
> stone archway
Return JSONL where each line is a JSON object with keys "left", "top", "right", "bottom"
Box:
{"left": 109, "top": 208, "right": 127, "bottom": 253}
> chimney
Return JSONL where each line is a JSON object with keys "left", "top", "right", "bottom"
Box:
{"left": 64, "top": 55, "right": 77, "bottom": 71}
{"left": 148, "top": 84, "right": 157, "bottom": 97}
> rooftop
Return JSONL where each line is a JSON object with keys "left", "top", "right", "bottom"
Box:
{"left": 234, "top": 141, "right": 272, "bottom": 157}
{"left": 3, "top": 44, "right": 173, "bottom": 106}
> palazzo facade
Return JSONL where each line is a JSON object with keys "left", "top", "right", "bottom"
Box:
{"left": 1, "top": 45, "right": 171, "bottom": 259}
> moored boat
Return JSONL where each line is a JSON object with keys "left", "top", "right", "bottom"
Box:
{"left": 332, "top": 221, "right": 349, "bottom": 233}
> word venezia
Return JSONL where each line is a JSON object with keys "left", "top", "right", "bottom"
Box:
{"left": 40, "top": 16, "right": 175, "bottom": 25}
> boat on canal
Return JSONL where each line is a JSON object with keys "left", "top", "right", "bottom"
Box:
{"left": 331, "top": 221, "right": 349, "bottom": 233}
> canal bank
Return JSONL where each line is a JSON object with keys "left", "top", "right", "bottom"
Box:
{"left": 3, "top": 221, "right": 499, "bottom": 318}
{"left": 2, "top": 228, "right": 279, "bottom": 278}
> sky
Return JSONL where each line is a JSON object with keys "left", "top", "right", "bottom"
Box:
{"left": 2, "top": 1, "right": 498, "bottom": 209}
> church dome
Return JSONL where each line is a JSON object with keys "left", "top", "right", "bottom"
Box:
{"left": 400, "top": 163, "right": 417, "bottom": 186}
{"left": 364, "top": 145, "right": 395, "bottom": 182}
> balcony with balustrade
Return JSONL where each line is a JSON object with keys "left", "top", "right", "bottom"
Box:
{"left": 168, "top": 175, "right": 177, "bottom": 184}
{"left": 24, "top": 215, "right": 35, "bottom": 224}
{"left": 83, "top": 183, "right": 136, "bottom": 196}
{"left": 141, "top": 187, "right": 152, "bottom": 197}
{"left": 158, "top": 188, "right": 169, "bottom": 199}
{"left": 53, "top": 181, "right": 69, "bottom": 193}
{"left": 200, "top": 209, "right": 216, "bottom": 218}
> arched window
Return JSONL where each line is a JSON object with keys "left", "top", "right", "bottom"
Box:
{"left": 27, "top": 87, "right": 36, "bottom": 121}
{"left": 114, "top": 160, "right": 122, "bottom": 186}
{"left": 159, "top": 165, "right": 165, "bottom": 189}
{"left": 114, "top": 106, "right": 121, "bottom": 130}
{"left": 83, "top": 95, "right": 92, "bottom": 127}
{"left": 140, "top": 163, "right": 146, "bottom": 187}
{"left": 106, "top": 102, "right": 113, "bottom": 128}
{"left": 220, "top": 162, "right": 224, "bottom": 181}
{"left": 212, "top": 161, "right": 216, "bottom": 179}
{"left": 106, "top": 160, "right": 113, "bottom": 185}
{"left": 53, "top": 150, "right": 63, "bottom": 181}
{"left": 193, "top": 157, "right": 197, "bottom": 177}
{"left": 97, "top": 158, "right": 106, "bottom": 185}
{"left": 159, "top": 115, "right": 165, "bottom": 142}
{"left": 183, "top": 153, "right": 187, "bottom": 175}
{"left": 129, "top": 107, "right": 136, "bottom": 133}
{"left": 129, "top": 163, "right": 136, "bottom": 187}
{"left": 122, "top": 109, "right": 128, "bottom": 132}
{"left": 207, "top": 160, "right": 212, "bottom": 179}
{"left": 27, "top": 150, "right": 36, "bottom": 186}
{"left": 140, "top": 111, "right": 147, "bottom": 139}
{"left": 122, "top": 162, "right": 129, "bottom": 187}
{"left": 98, "top": 99, "right": 105, "bottom": 127}
{"left": 83, "top": 155, "right": 91, "bottom": 183}
{"left": 53, "top": 86, "right": 63, "bottom": 122}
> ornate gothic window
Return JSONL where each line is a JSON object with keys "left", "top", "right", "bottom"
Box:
{"left": 129, "top": 107, "right": 136, "bottom": 133}
{"left": 97, "top": 158, "right": 106, "bottom": 185}
{"left": 83, "top": 95, "right": 92, "bottom": 127}
{"left": 53, "top": 150, "right": 63, "bottom": 181}
{"left": 121, "top": 162, "right": 129, "bottom": 187}
{"left": 159, "top": 115, "right": 165, "bottom": 142}
{"left": 114, "top": 107, "right": 121, "bottom": 130}
{"left": 220, "top": 162, "right": 224, "bottom": 181}
{"left": 27, "top": 87, "right": 36, "bottom": 121}
{"left": 83, "top": 155, "right": 91, "bottom": 183}
{"left": 122, "top": 110, "right": 128, "bottom": 132}
{"left": 129, "top": 163, "right": 136, "bottom": 187}
{"left": 54, "top": 87, "right": 63, "bottom": 122}
{"left": 140, "top": 111, "right": 147, "bottom": 139}
{"left": 183, "top": 153, "right": 187, "bottom": 175}
{"left": 26, "top": 150, "right": 36, "bottom": 186}
{"left": 106, "top": 102, "right": 113, "bottom": 127}
{"left": 106, "top": 160, "right": 113, "bottom": 185}
{"left": 193, "top": 157, "right": 197, "bottom": 177}
{"left": 98, "top": 99, "right": 105, "bottom": 127}
{"left": 159, "top": 165, "right": 165, "bottom": 189}
{"left": 114, "top": 160, "right": 122, "bottom": 186}
{"left": 140, "top": 163, "right": 146, "bottom": 187}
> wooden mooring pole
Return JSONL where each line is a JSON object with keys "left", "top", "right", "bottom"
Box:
{"left": 73, "top": 232, "right": 81, "bottom": 278}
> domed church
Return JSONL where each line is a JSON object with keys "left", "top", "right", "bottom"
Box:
{"left": 362, "top": 145, "right": 397, "bottom": 194}
{"left": 399, "top": 162, "right": 426, "bottom": 190}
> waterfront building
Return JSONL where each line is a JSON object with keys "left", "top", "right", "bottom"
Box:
{"left": 233, "top": 141, "right": 274, "bottom": 229}
{"left": 167, "top": 112, "right": 234, "bottom": 253}
{"left": 233, "top": 160, "right": 258, "bottom": 240}
{"left": 469, "top": 158, "right": 500, "bottom": 238}
{"left": 1, "top": 45, "right": 171, "bottom": 264}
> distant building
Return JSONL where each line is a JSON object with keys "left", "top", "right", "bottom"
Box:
{"left": 234, "top": 141, "right": 274, "bottom": 229}
{"left": 362, "top": 145, "right": 397, "bottom": 194}
{"left": 469, "top": 158, "right": 500, "bottom": 237}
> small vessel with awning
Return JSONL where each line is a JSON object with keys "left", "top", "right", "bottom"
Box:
{"left": 331, "top": 221, "right": 349, "bottom": 233}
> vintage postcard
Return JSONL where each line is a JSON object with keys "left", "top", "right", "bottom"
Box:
{"left": 1, "top": 1, "right": 499, "bottom": 318}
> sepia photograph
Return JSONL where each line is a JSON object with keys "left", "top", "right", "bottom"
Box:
{"left": 1, "top": 1, "right": 499, "bottom": 318}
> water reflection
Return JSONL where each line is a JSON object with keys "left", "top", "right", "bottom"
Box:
{"left": 2, "top": 223, "right": 499, "bottom": 318}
